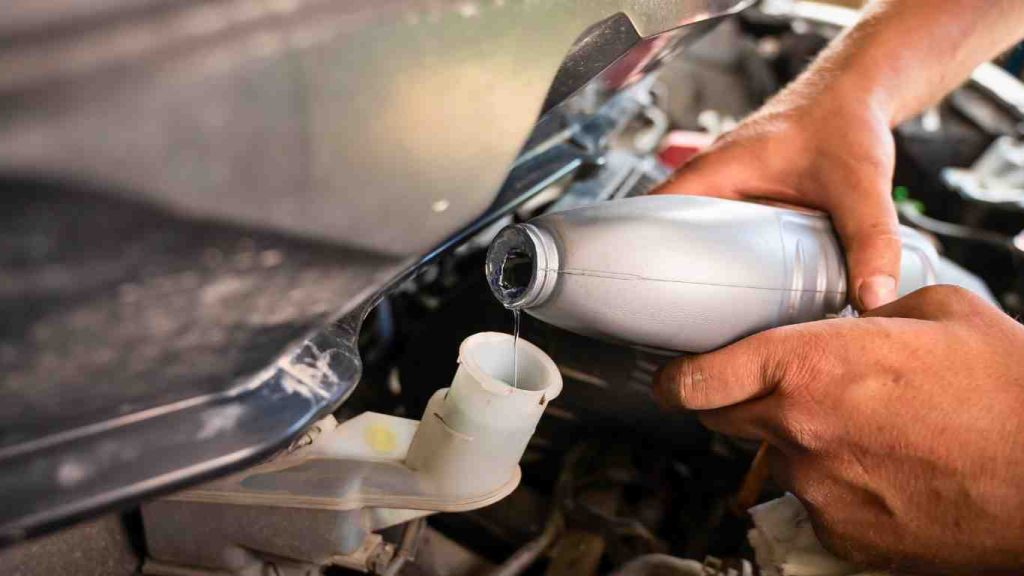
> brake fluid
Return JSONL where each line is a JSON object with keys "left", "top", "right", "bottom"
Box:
{"left": 485, "top": 195, "right": 939, "bottom": 352}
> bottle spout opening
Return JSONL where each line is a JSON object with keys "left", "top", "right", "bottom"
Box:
{"left": 485, "top": 224, "right": 558, "bottom": 310}
{"left": 497, "top": 248, "right": 533, "bottom": 297}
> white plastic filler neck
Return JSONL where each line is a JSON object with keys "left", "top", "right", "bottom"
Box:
{"left": 406, "top": 332, "right": 562, "bottom": 497}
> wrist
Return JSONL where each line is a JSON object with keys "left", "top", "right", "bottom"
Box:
{"left": 758, "top": 43, "right": 898, "bottom": 131}
{"left": 760, "top": 71, "right": 893, "bottom": 138}
{"left": 773, "top": 8, "right": 910, "bottom": 129}
{"left": 819, "top": 72, "right": 899, "bottom": 129}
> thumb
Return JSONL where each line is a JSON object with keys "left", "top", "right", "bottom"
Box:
{"left": 825, "top": 175, "right": 902, "bottom": 312}
{"left": 654, "top": 331, "right": 793, "bottom": 411}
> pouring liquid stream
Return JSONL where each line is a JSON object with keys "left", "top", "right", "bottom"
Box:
{"left": 511, "top": 308, "right": 520, "bottom": 389}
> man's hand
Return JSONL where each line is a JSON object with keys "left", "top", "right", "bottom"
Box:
{"left": 654, "top": 286, "right": 1024, "bottom": 574}
{"left": 653, "top": 0, "right": 1024, "bottom": 311}
{"left": 652, "top": 89, "right": 900, "bottom": 310}
{"left": 649, "top": 1, "right": 1024, "bottom": 571}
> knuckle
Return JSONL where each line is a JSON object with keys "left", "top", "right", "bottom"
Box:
{"left": 871, "top": 228, "right": 903, "bottom": 250}
{"left": 857, "top": 213, "right": 900, "bottom": 236}
{"left": 829, "top": 134, "right": 893, "bottom": 176}
{"left": 845, "top": 225, "right": 901, "bottom": 263}
{"left": 657, "top": 358, "right": 708, "bottom": 408}
{"left": 766, "top": 325, "right": 834, "bottom": 397}
{"left": 677, "top": 359, "right": 710, "bottom": 407}
{"left": 848, "top": 146, "right": 892, "bottom": 175}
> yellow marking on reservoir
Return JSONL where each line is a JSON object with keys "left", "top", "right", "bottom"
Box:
{"left": 364, "top": 423, "right": 397, "bottom": 454}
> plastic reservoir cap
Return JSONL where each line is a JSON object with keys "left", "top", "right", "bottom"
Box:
{"left": 457, "top": 332, "right": 562, "bottom": 399}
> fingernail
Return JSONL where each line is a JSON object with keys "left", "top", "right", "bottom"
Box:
{"left": 858, "top": 275, "right": 897, "bottom": 310}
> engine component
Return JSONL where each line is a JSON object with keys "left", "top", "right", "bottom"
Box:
{"left": 141, "top": 333, "right": 561, "bottom": 575}
{"left": 609, "top": 554, "right": 705, "bottom": 576}
{"left": 0, "top": 0, "right": 753, "bottom": 540}
{"left": 943, "top": 136, "right": 1024, "bottom": 210}
{"left": 748, "top": 495, "right": 887, "bottom": 576}
{"left": 5, "top": 2, "right": 1022, "bottom": 575}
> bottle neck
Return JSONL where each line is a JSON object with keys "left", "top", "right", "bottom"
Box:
{"left": 485, "top": 223, "right": 559, "bottom": 310}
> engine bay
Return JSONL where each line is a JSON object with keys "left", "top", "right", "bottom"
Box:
{"left": 3, "top": 2, "right": 1024, "bottom": 575}
{"left": 329, "top": 7, "right": 1024, "bottom": 575}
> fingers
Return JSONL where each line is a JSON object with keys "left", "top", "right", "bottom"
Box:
{"left": 654, "top": 330, "right": 795, "bottom": 411}
{"left": 655, "top": 321, "right": 855, "bottom": 453}
{"left": 650, "top": 146, "right": 751, "bottom": 200}
{"left": 824, "top": 172, "right": 902, "bottom": 312}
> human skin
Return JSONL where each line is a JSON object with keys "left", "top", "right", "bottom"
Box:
{"left": 657, "top": 287, "right": 1024, "bottom": 573}
{"left": 655, "top": 0, "right": 1024, "bottom": 310}
{"left": 653, "top": 1, "right": 1024, "bottom": 573}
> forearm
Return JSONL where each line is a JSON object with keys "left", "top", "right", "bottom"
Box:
{"left": 771, "top": 0, "right": 1024, "bottom": 127}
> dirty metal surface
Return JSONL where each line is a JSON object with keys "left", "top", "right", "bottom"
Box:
{"left": 0, "top": 0, "right": 752, "bottom": 543}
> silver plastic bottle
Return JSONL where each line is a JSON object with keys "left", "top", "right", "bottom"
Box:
{"left": 486, "top": 195, "right": 941, "bottom": 352}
